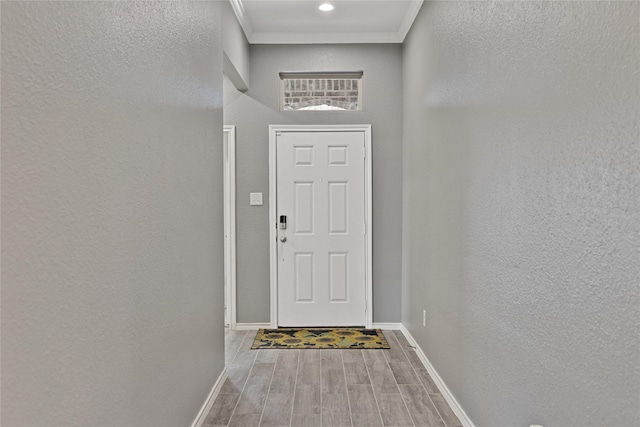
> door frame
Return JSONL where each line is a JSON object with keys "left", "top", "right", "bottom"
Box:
{"left": 268, "top": 124, "right": 373, "bottom": 328}
{"left": 223, "top": 125, "right": 237, "bottom": 330}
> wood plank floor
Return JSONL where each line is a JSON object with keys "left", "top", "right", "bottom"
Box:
{"left": 204, "top": 329, "right": 462, "bottom": 427}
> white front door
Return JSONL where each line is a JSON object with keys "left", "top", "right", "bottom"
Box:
{"left": 275, "top": 130, "right": 367, "bottom": 326}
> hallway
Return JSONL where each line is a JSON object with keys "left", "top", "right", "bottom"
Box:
{"left": 204, "top": 330, "right": 461, "bottom": 427}
{"left": 2, "top": 2, "right": 637, "bottom": 425}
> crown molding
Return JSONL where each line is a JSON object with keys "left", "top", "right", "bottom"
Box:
{"left": 231, "top": 0, "right": 423, "bottom": 45}
{"left": 398, "top": 0, "right": 424, "bottom": 41}
{"left": 250, "top": 31, "right": 403, "bottom": 44}
{"left": 229, "top": 0, "right": 253, "bottom": 42}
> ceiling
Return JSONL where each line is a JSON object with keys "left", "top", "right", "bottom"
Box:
{"left": 230, "top": 0, "right": 424, "bottom": 44}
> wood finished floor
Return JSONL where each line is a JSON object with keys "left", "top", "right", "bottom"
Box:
{"left": 204, "top": 329, "right": 462, "bottom": 427}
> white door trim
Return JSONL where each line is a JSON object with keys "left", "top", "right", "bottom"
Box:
{"left": 269, "top": 124, "right": 373, "bottom": 328}
{"left": 223, "top": 126, "right": 237, "bottom": 330}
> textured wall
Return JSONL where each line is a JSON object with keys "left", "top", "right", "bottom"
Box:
{"left": 224, "top": 44, "right": 403, "bottom": 323}
{"left": 1, "top": 3, "right": 225, "bottom": 426}
{"left": 402, "top": 2, "right": 639, "bottom": 425}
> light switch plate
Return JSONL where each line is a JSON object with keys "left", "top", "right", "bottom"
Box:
{"left": 250, "top": 192, "right": 263, "bottom": 206}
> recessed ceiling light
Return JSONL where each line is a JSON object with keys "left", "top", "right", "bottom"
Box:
{"left": 319, "top": 3, "right": 334, "bottom": 12}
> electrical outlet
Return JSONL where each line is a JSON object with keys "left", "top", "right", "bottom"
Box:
{"left": 422, "top": 309, "right": 426, "bottom": 327}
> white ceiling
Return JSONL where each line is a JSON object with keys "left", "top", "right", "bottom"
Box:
{"left": 230, "top": 0, "right": 424, "bottom": 44}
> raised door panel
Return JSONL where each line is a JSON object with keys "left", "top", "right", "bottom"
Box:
{"left": 328, "top": 182, "right": 348, "bottom": 234}
{"left": 329, "top": 253, "right": 348, "bottom": 302}
{"left": 294, "top": 182, "right": 314, "bottom": 234}
{"left": 294, "top": 253, "right": 314, "bottom": 302}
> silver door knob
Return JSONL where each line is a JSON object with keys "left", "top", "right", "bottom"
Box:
{"left": 280, "top": 236, "right": 287, "bottom": 242}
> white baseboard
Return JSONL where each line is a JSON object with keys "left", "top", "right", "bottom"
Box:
{"left": 191, "top": 367, "right": 228, "bottom": 427}
{"left": 234, "top": 322, "right": 271, "bottom": 330}
{"left": 399, "top": 325, "right": 475, "bottom": 427}
{"left": 235, "top": 322, "right": 402, "bottom": 330}
{"left": 372, "top": 322, "right": 403, "bottom": 330}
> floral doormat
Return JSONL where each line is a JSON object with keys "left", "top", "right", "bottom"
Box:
{"left": 251, "top": 328, "right": 390, "bottom": 349}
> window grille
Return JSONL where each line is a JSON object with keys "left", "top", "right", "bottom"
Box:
{"left": 280, "top": 71, "right": 363, "bottom": 111}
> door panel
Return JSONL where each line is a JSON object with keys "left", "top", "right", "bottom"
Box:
{"left": 294, "top": 253, "right": 314, "bottom": 302}
{"left": 329, "top": 252, "right": 348, "bottom": 302}
{"left": 276, "top": 131, "right": 366, "bottom": 327}
{"left": 328, "top": 182, "right": 348, "bottom": 234}
{"left": 294, "top": 182, "right": 314, "bottom": 234}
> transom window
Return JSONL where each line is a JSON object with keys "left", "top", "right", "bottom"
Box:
{"left": 280, "top": 71, "right": 363, "bottom": 111}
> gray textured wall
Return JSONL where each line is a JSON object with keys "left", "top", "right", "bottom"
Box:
{"left": 1, "top": 3, "right": 225, "bottom": 426}
{"left": 224, "top": 44, "right": 403, "bottom": 323}
{"left": 402, "top": 2, "right": 639, "bottom": 425}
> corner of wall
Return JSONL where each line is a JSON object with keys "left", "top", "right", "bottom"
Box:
{"left": 222, "top": 0, "right": 250, "bottom": 91}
